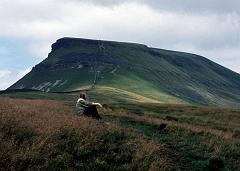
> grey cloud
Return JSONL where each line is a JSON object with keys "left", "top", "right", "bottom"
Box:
{"left": 0, "top": 68, "right": 31, "bottom": 90}
{"left": 68, "top": 0, "right": 240, "bottom": 51}
{"left": 67, "top": 0, "right": 128, "bottom": 6}
{"left": 139, "top": 0, "right": 240, "bottom": 14}
{"left": 72, "top": 0, "right": 240, "bottom": 14}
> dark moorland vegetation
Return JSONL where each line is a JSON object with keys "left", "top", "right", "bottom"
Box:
{"left": 0, "top": 97, "right": 182, "bottom": 171}
{"left": 0, "top": 91, "right": 240, "bottom": 170}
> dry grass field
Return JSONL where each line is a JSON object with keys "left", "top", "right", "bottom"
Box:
{"left": 0, "top": 94, "right": 240, "bottom": 170}
{"left": 0, "top": 97, "right": 182, "bottom": 171}
{"left": 99, "top": 103, "right": 240, "bottom": 171}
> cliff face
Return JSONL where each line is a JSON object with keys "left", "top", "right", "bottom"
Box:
{"left": 9, "top": 37, "right": 240, "bottom": 107}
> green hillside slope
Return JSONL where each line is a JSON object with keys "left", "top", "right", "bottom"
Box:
{"left": 9, "top": 37, "right": 240, "bottom": 107}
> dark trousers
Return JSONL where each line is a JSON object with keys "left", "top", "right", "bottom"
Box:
{"left": 83, "top": 105, "right": 102, "bottom": 120}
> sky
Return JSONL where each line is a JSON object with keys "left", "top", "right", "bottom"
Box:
{"left": 0, "top": 0, "right": 240, "bottom": 90}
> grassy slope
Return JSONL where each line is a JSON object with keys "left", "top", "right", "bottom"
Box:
{"left": 13, "top": 68, "right": 95, "bottom": 92}
{"left": 94, "top": 70, "right": 185, "bottom": 104}
{"left": 0, "top": 97, "right": 181, "bottom": 171}
{"left": 151, "top": 48, "right": 240, "bottom": 106}
{"left": 1, "top": 92, "right": 240, "bottom": 170}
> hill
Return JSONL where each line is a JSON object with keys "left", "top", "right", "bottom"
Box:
{"left": 9, "top": 37, "right": 240, "bottom": 107}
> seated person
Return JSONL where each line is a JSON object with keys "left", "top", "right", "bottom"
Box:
{"left": 76, "top": 92, "right": 102, "bottom": 119}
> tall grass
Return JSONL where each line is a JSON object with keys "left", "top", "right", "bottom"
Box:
{"left": 0, "top": 97, "right": 180, "bottom": 170}
{"left": 100, "top": 104, "right": 240, "bottom": 170}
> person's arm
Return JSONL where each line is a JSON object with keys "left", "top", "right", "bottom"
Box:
{"left": 77, "top": 99, "right": 92, "bottom": 108}
{"left": 76, "top": 99, "right": 81, "bottom": 108}
{"left": 92, "top": 102, "right": 103, "bottom": 107}
{"left": 79, "top": 98, "right": 102, "bottom": 108}
{"left": 81, "top": 100, "right": 102, "bottom": 108}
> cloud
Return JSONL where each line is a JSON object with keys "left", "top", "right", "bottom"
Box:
{"left": 0, "top": 70, "right": 13, "bottom": 90}
{"left": 0, "top": 70, "right": 11, "bottom": 79}
{"left": 71, "top": 0, "right": 240, "bottom": 14}
{"left": 0, "top": 0, "right": 239, "bottom": 89}
{"left": 0, "top": 68, "right": 31, "bottom": 90}
{"left": 139, "top": 0, "right": 240, "bottom": 14}
{"left": 1, "top": 1, "right": 239, "bottom": 49}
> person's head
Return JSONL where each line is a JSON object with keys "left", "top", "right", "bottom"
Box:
{"left": 79, "top": 92, "right": 86, "bottom": 100}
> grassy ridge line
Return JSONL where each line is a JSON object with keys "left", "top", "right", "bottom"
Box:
{"left": 95, "top": 86, "right": 163, "bottom": 103}
{"left": 69, "top": 69, "right": 186, "bottom": 104}
{"left": 96, "top": 70, "right": 186, "bottom": 104}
